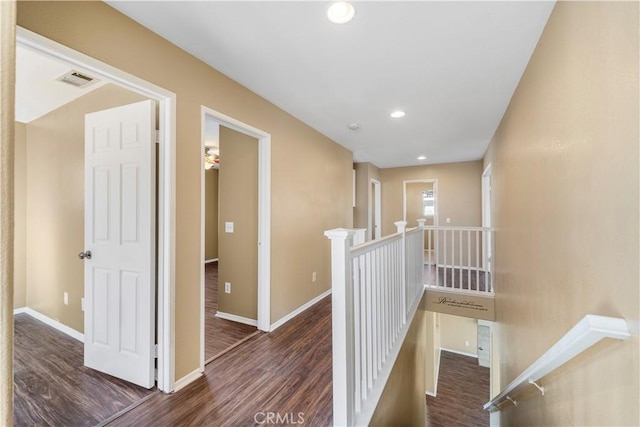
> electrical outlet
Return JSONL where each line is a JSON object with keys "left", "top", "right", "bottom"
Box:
{"left": 312, "top": 272, "right": 317, "bottom": 283}
{"left": 63, "top": 292, "right": 69, "bottom": 305}
{"left": 225, "top": 282, "right": 231, "bottom": 294}
{"left": 225, "top": 222, "right": 234, "bottom": 233}
{"left": 465, "top": 340, "right": 470, "bottom": 347}
{"left": 446, "top": 217, "right": 451, "bottom": 224}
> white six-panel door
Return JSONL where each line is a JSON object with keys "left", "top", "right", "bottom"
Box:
{"left": 83, "top": 100, "right": 156, "bottom": 388}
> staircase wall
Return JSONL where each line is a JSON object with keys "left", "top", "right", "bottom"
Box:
{"left": 484, "top": 1, "right": 639, "bottom": 424}
{"left": 370, "top": 302, "right": 427, "bottom": 426}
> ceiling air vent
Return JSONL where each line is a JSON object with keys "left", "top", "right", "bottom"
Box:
{"left": 56, "top": 70, "right": 98, "bottom": 88}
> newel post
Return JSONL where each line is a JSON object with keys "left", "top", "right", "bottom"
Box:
{"left": 416, "top": 220, "right": 426, "bottom": 286}
{"left": 394, "top": 221, "right": 408, "bottom": 321}
{"left": 324, "top": 228, "right": 356, "bottom": 426}
{"left": 395, "top": 221, "right": 407, "bottom": 234}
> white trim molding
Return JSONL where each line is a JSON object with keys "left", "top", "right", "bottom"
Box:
{"left": 199, "top": 106, "right": 271, "bottom": 371}
{"left": 15, "top": 308, "right": 84, "bottom": 343}
{"left": 270, "top": 289, "right": 332, "bottom": 332}
{"left": 215, "top": 311, "right": 258, "bottom": 327}
{"left": 173, "top": 368, "right": 203, "bottom": 393}
{"left": 426, "top": 347, "right": 443, "bottom": 397}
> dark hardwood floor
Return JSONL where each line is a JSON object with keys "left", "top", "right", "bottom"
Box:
{"left": 14, "top": 313, "right": 155, "bottom": 427}
{"left": 205, "top": 262, "right": 258, "bottom": 360}
{"left": 426, "top": 350, "right": 490, "bottom": 427}
{"left": 108, "top": 295, "right": 333, "bottom": 427}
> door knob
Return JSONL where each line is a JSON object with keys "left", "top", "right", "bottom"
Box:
{"left": 478, "top": 347, "right": 484, "bottom": 351}
{"left": 78, "top": 250, "right": 92, "bottom": 260}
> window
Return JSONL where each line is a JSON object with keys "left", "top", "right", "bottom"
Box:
{"left": 423, "top": 190, "right": 435, "bottom": 217}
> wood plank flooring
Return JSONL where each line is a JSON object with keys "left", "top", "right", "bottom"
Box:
{"left": 425, "top": 265, "right": 490, "bottom": 292}
{"left": 13, "top": 313, "right": 155, "bottom": 427}
{"left": 109, "top": 295, "right": 333, "bottom": 427}
{"left": 205, "top": 262, "right": 258, "bottom": 360}
{"left": 426, "top": 350, "right": 490, "bottom": 427}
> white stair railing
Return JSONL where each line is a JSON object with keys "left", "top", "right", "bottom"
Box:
{"left": 484, "top": 314, "right": 630, "bottom": 411}
{"left": 325, "top": 221, "right": 424, "bottom": 426}
{"left": 423, "top": 226, "right": 493, "bottom": 294}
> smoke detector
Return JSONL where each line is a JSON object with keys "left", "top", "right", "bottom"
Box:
{"left": 348, "top": 123, "right": 361, "bottom": 132}
{"left": 56, "top": 70, "right": 98, "bottom": 88}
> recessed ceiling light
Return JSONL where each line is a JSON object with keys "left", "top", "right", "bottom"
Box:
{"left": 327, "top": 2, "right": 355, "bottom": 24}
{"left": 417, "top": 155, "right": 427, "bottom": 160}
{"left": 390, "top": 110, "right": 406, "bottom": 118}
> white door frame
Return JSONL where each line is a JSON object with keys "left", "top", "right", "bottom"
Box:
{"left": 482, "top": 164, "right": 492, "bottom": 270}
{"left": 17, "top": 27, "right": 177, "bottom": 393}
{"left": 370, "top": 179, "right": 382, "bottom": 240}
{"left": 403, "top": 179, "right": 439, "bottom": 227}
{"left": 200, "top": 106, "right": 271, "bottom": 370}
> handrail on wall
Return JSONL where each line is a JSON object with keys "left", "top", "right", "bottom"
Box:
{"left": 484, "top": 314, "right": 630, "bottom": 412}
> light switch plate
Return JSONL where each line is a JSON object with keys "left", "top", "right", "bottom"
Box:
{"left": 225, "top": 222, "right": 234, "bottom": 233}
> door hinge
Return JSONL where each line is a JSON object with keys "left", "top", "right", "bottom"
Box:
{"left": 154, "top": 344, "right": 158, "bottom": 358}
{"left": 155, "top": 130, "right": 160, "bottom": 144}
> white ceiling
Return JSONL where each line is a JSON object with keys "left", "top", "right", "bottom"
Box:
{"left": 15, "top": 45, "right": 106, "bottom": 123}
{"left": 106, "top": 1, "right": 555, "bottom": 168}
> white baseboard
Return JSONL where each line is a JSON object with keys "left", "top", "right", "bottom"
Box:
{"left": 15, "top": 307, "right": 84, "bottom": 343}
{"left": 441, "top": 347, "right": 478, "bottom": 358}
{"left": 215, "top": 311, "right": 257, "bottom": 327}
{"left": 173, "top": 368, "right": 203, "bottom": 392}
{"left": 204, "top": 258, "right": 218, "bottom": 264}
{"left": 270, "top": 289, "right": 332, "bottom": 332}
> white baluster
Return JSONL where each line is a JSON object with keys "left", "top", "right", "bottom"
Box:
{"left": 476, "top": 230, "right": 480, "bottom": 292}
{"left": 443, "top": 229, "right": 447, "bottom": 288}
{"left": 467, "top": 230, "right": 471, "bottom": 291}
{"left": 459, "top": 230, "right": 462, "bottom": 290}
{"left": 451, "top": 229, "right": 455, "bottom": 289}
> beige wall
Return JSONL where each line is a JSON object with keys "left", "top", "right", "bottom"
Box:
{"left": 17, "top": 1, "right": 353, "bottom": 378}
{"left": 353, "top": 162, "right": 381, "bottom": 240}
{"left": 218, "top": 127, "right": 258, "bottom": 319}
{"left": 440, "top": 313, "right": 477, "bottom": 357}
{"left": 204, "top": 169, "right": 218, "bottom": 261}
{"left": 370, "top": 306, "right": 427, "bottom": 426}
{"left": 24, "top": 84, "right": 147, "bottom": 333}
{"left": 484, "top": 2, "right": 639, "bottom": 425}
{"left": 13, "top": 122, "right": 26, "bottom": 309}
{"left": 380, "top": 161, "right": 482, "bottom": 236}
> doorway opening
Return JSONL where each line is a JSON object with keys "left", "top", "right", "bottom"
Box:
{"left": 403, "top": 179, "right": 438, "bottom": 268}
{"left": 15, "top": 27, "right": 176, "bottom": 398}
{"left": 200, "top": 106, "right": 271, "bottom": 371}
